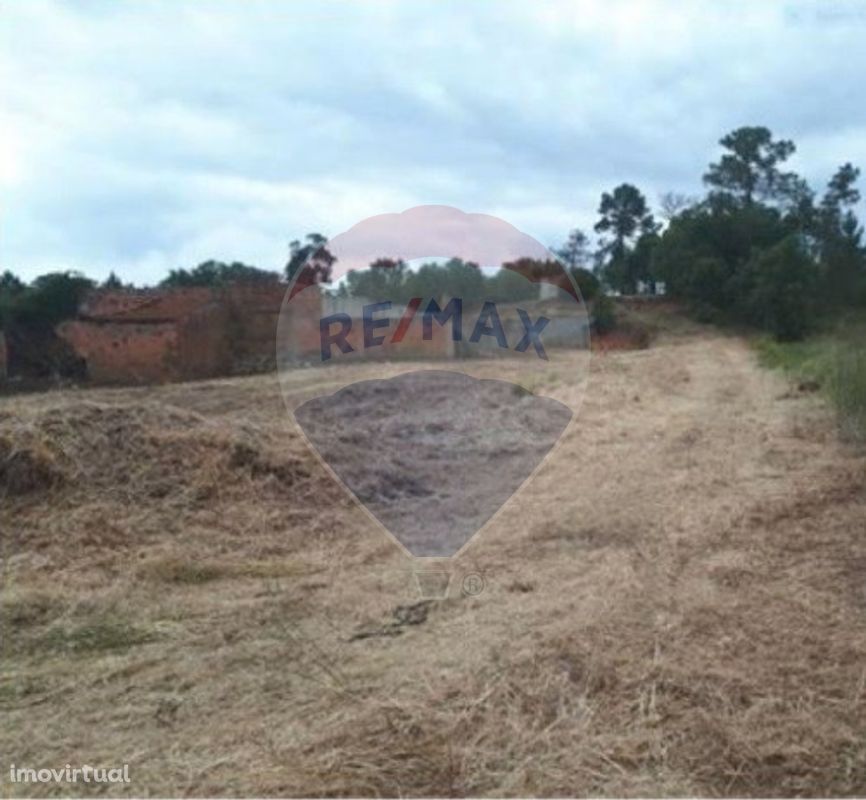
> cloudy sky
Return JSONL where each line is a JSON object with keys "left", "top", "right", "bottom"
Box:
{"left": 2, "top": 0, "right": 866, "bottom": 285}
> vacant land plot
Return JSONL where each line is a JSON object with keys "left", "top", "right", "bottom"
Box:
{"left": 2, "top": 320, "right": 866, "bottom": 797}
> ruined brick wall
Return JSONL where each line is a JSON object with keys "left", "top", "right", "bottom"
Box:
{"left": 225, "top": 283, "right": 287, "bottom": 371}
{"left": 59, "top": 287, "right": 232, "bottom": 383}
{"left": 59, "top": 310, "right": 235, "bottom": 385}
{"left": 58, "top": 320, "right": 180, "bottom": 384}
{"left": 57, "top": 283, "right": 325, "bottom": 384}
{"left": 81, "top": 287, "right": 217, "bottom": 321}
{"left": 279, "top": 285, "right": 325, "bottom": 361}
{"left": 175, "top": 303, "right": 232, "bottom": 379}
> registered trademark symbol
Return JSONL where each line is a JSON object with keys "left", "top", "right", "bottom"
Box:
{"left": 462, "top": 572, "right": 485, "bottom": 596}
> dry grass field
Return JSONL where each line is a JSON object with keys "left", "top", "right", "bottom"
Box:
{"left": 2, "top": 315, "right": 866, "bottom": 797}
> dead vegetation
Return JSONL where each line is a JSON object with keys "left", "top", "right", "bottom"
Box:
{"left": 2, "top": 325, "right": 866, "bottom": 797}
{"left": 0, "top": 433, "right": 64, "bottom": 495}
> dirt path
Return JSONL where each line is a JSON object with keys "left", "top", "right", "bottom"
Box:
{"left": 462, "top": 333, "right": 866, "bottom": 795}
{"left": 2, "top": 330, "right": 866, "bottom": 797}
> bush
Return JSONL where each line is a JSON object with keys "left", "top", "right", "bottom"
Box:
{"left": 8, "top": 272, "right": 95, "bottom": 330}
{"left": 742, "top": 236, "right": 819, "bottom": 341}
{"left": 591, "top": 294, "right": 616, "bottom": 334}
{"left": 160, "top": 260, "right": 279, "bottom": 288}
{"left": 569, "top": 267, "right": 600, "bottom": 301}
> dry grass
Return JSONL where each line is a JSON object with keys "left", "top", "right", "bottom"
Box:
{"left": 2, "top": 328, "right": 866, "bottom": 797}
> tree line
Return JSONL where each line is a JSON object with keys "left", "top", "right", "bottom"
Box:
{"left": 582, "top": 126, "right": 864, "bottom": 340}
{"left": 1, "top": 125, "right": 863, "bottom": 343}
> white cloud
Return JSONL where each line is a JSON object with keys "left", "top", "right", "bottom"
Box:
{"left": 1, "top": 0, "right": 865, "bottom": 283}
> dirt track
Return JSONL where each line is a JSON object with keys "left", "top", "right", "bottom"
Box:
{"left": 2, "top": 324, "right": 866, "bottom": 796}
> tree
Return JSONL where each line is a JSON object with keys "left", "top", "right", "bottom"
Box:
{"left": 344, "top": 258, "right": 409, "bottom": 300}
{"left": 569, "top": 267, "right": 600, "bottom": 301}
{"left": 594, "top": 184, "right": 658, "bottom": 293}
{"left": 443, "top": 258, "right": 485, "bottom": 303}
{"left": 402, "top": 262, "right": 447, "bottom": 302}
{"left": 816, "top": 163, "right": 864, "bottom": 304}
{"left": 485, "top": 266, "right": 539, "bottom": 303}
{"left": 595, "top": 184, "right": 658, "bottom": 259}
{"left": 15, "top": 272, "right": 95, "bottom": 329}
{"left": 400, "top": 259, "right": 485, "bottom": 304}
{"left": 552, "top": 230, "right": 602, "bottom": 298}
{"left": 652, "top": 197, "right": 791, "bottom": 309}
{"left": 0, "top": 272, "right": 94, "bottom": 377}
{"left": 220, "top": 261, "right": 277, "bottom": 284}
{"left": 742, "top": 235, "right": 819, "bottom": 341}
{"left": 0, "top": 271, "right": 26, "bottom": 330}
{"left": 819, "top": 163, "right": 862, "bottom": 244}
{"left": 659, "top": 192, "right": 697, "bottom": 221}
{"left": 160, "top": 260, "right": 279, "bottom": 288}
{"left": 822, "top": 163, "right": 861, "bottom": 212}
{"left": 591, "top": 293, "right": 616, "bottom": 334}
{"left": 0, "top": 271, "right": 25, "bottom": 295}
{"left": 555, "top": 229, "right": 591, "bottom": 271}
{"left": 285, "top": 233, "right": 335, "bottom": 285}
{"left": 102, "top": 271, "right": 124, "bottom": 289}
{"left": 703, "top": 126, "right": 798, "bottom": 207}
{"left": 627, "top": 231, "right": 661, "bottom": 293}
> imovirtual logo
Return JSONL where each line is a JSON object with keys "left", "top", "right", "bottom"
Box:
{"left": 276, "top": 206, "right": 591, "bottom": 572}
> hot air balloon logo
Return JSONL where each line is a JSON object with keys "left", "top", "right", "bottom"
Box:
{"left": 276, "top": 206, "right": 591, "bottom": 595}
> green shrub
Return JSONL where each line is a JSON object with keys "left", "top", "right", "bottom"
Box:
{"left": 569, "top": 267, "right": 600, "bottom": 301}
{"left": 591, "top": 294, "right": 616, "bottom": 334}
{"left": 15, "top": 272, "right": 95, "bottom": 329}
{"left": 743, "top": 236, "right": 819, "bottom": 341}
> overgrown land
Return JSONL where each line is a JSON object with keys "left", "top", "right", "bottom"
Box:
{"left": 755, "top": 316, "right": 866, "bottom": 441}
{"left": 1, "top": 125, "right": 866, "bottom": 797}
{"left": 3, "top": 307, "right": 866, "bottom": 796}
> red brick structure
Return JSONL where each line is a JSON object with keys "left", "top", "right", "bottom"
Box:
{"left": 58, "top": 283, "right": 321, "bottom": 384}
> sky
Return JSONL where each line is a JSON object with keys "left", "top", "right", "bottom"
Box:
{"left": 2, "top": 0, "right": 866, "bottom": 285}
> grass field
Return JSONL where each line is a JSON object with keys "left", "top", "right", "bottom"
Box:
{"left": 755, "top": 315, "right": 866, "bottom": 441}
{"left": 2, "top": 310, "right": 866, "bottom": 796}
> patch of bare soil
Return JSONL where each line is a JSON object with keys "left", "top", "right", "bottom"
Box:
{"left": 2, "top": 329, "right": 866, "bottom": 797}
{"left": 296, "top": 370, "right": 572, "bottom": 556}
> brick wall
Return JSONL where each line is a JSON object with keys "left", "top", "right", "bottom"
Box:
{"left": 175, "top": 303, "right": 232, "bottom": 379}
{"left": 58, "top": 283, "right": 324, "bottom": 384}
{"left": 81, "top": 287, "right": 217, "bottom": 321}
{"left": 225, "top": 283, "right": 285, "bottom": 370}
{"left": 59, "top": 320, "right": 181, "bottom": 384}
{"left": 279, "top": 285, "right": 326, "bottom": 361}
